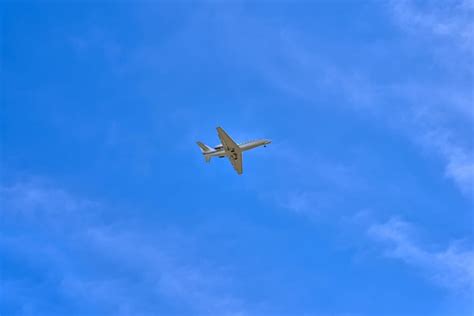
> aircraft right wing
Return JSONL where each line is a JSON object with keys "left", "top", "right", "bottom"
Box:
{"left": 229, "top": 152, "right": 243, "bottom": 175}
{"left": 217, "top": 127, "right": 243, "bottom": 175}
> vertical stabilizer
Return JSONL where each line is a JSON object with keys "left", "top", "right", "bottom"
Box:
{"left": 197, "top": 142, "right": 213, "bottom": 163}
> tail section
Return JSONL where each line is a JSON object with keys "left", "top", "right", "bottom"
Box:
{"left": 196, "top": 142, "right": 213, "bottom": 163}
{"left": 196, "top": 141, "right": 213, "bottom": 153}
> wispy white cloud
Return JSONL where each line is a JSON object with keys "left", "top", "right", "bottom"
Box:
{"left": 418, "top": 128, "right": 474, "bottom": 196}
{"left": 390, "top": 0, "right": 474, "bottom": 52}
{"left": 368, "top": 217, "right": 474, "bottom": 293}
{"left": 0, "top": 178, "right": 247, "bottom": 316}
{"left": 84, "top": 226, "right": 246, "bottom": 316}
{"left": 277, "top": 190, "right": 318, "bottom": 215}
{"left": 388, "top": 2, "right": 474, "bottom": 195}
{"left": 1, "top": 179, "right": 97, "bottom": 217}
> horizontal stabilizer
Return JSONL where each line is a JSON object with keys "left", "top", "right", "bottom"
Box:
{"left": 196, "top": 141, "right": 213, "bottom": 153}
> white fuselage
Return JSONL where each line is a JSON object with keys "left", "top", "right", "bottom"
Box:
{"left": 197, "top": 127, "right": 271, "bottom": 174}
{"left": 204, "top": 139, "right": 271, "bottom": 158}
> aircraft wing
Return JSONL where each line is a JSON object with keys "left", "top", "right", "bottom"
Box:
{"left": 229, "top": 152, "right": 243, "bottom": 175}
{"left": 217, "top": 127, "right": 243, "bottom": 175}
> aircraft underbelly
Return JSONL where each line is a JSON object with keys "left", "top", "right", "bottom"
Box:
{"left": 207, "top": 149, "right": 227, "bottom": 157}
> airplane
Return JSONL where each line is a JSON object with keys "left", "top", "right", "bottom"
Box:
{"left": 197, "top": 127, "right": 271, "bottom": 175}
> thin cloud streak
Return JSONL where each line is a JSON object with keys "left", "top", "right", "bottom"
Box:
{"left": 368, "top": 217, "right": 474, "bottom": 293}
{"left": 390, "top": 0, "right": 474, "bottom": 52}
{"left": 418, "top": 128, "right": 474, "bottom": 196}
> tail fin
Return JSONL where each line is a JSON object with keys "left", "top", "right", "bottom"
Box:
{"left": 197, "top": 142, "right": 213, "bottom": 163}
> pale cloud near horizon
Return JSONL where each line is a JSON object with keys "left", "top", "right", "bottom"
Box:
{"left": 0, "top": 179, "right": 247, "bottom": 316}
{"left": 368, "top": 217, "right": 474, "bottom": 293}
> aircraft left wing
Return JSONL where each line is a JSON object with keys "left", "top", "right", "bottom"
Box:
{"left": 217, "top": 127, "right": 243, "bottom": 175}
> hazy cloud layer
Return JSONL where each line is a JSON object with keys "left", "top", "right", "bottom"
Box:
{"left": 0, "top": 179, "right": 246, "bottom": 316}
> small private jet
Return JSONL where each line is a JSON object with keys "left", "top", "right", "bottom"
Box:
{"left": 197, "top": 127, "right": 271, "bottom": 175}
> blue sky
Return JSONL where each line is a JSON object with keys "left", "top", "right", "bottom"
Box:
{"left": 1, "top": 1, "right": 473, "bottom": 315}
